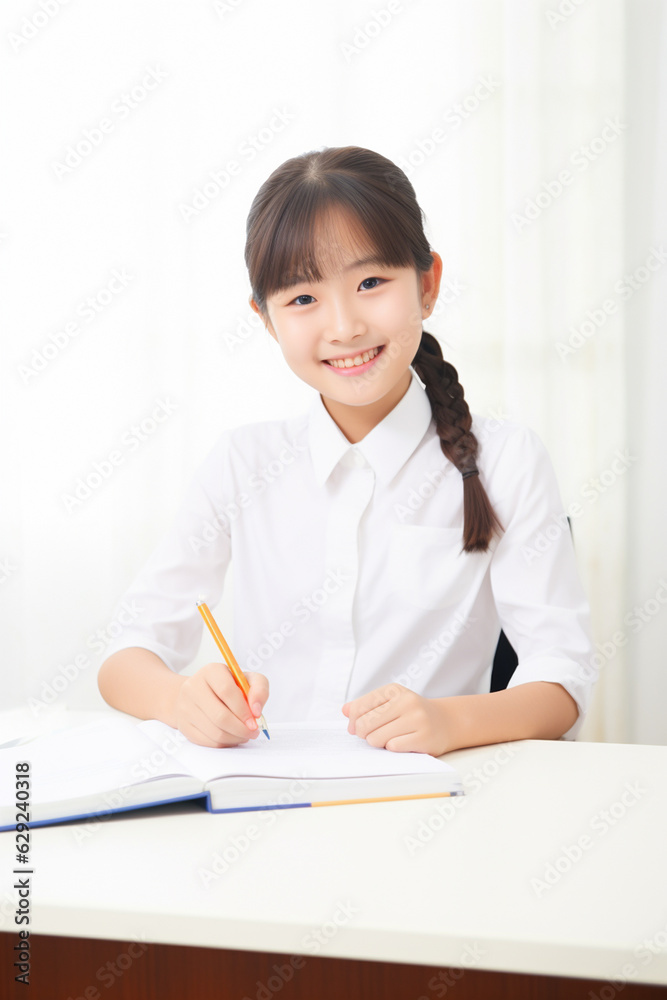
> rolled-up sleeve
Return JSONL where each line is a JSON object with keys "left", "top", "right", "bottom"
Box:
{"left": 488, "top": 425, "right": 597, "bottom": 740}
{"left": 101, "top": 431, "right": 233, "bottom": 673}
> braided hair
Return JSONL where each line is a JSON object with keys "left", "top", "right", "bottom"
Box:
{"left": 411, "top": 331, "right": 503, "bottom": 552}
{"left": 245, "top": 145, "right": 504, "bottom": 553}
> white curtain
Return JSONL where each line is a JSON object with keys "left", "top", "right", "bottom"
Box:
{"left": 624, "top": 1, "right": 667, "bottom": 746}
{"left": 1, "top": 0, "right": 661, "bottom": 744}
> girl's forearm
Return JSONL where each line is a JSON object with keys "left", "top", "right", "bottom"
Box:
{"left": 435, "top": 681, "right": 580, "bottom": 753}
{"left": 97, "top": 647, "right": 186, "bottom": 727}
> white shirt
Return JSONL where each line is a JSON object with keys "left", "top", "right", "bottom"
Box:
{"left": 104, "top": 368, "right": 596, "bottom": 740}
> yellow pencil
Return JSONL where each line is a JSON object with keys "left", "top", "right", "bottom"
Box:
{"left": 196, "top": 600, "right": 270, "bottom": 741}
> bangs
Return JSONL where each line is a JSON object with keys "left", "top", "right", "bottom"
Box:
{"left": 250, "top": 181, "right": 418, "bottom": 301}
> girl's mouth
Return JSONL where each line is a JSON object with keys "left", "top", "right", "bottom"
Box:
{"left": 322, "top": 344, "right": 385, "bottom": 375}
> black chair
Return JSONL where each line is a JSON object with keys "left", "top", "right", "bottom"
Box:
{"left": 490, "top": 628, "right": 519, "bottom": 692}
{"left": 489, "top": 516, "right": 573, "bottom": 692}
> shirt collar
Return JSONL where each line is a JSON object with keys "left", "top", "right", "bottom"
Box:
{"left": 307, "top": 367, "right": 435, "bottom": 487}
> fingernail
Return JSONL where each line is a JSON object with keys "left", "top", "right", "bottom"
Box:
{"left": 252, "top": 702, "right": 262, "bottom": 716}
{"left": 246, "top": 717, "right": 257, "bottom": 729}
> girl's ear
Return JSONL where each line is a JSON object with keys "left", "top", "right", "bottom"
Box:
{"left": 249, "top": 296, "right": 278, "bottom": 341}
{"left": 421, "top": 251, "right": 443, "bottom": 306}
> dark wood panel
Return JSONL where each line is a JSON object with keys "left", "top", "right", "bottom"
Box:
{"left": 1, "top": 932, "right": 665, "bottom": 1000}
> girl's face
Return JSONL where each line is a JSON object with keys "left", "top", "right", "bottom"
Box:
{"left": 251, "top": 210, "right": 442, "bottom": 442}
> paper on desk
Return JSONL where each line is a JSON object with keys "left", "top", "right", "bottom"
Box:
{"left": 137, "top": 719, "right": 456, "bottom": 784}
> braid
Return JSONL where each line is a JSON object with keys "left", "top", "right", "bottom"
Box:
{"left": 412, "top": 331, "right": 504, "bottom": 553}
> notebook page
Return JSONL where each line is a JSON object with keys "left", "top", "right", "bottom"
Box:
{"left": 138, "top": 719, "right": 455, "bottom": 784}
{"left": 0, "top": 715, "right": 192, "bottom": 809}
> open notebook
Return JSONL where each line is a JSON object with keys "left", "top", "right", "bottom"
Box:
{"left": 0, "top": 714, "right": 463, "bottom": 829}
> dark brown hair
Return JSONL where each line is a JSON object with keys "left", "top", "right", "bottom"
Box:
{"left": 244, "top": 145, "right": 503, "bottom": 552}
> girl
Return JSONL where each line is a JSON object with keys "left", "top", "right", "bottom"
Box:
{"left": 98, "top": 145, "right": 596, "bottom": 757}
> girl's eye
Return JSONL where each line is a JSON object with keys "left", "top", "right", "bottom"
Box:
{"left": 289, "top": 277, "right": 385, "bottom": 306}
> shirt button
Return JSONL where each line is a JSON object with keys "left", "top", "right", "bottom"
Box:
{"left": 351, "top": 449, "right": 365, "bottom": 467}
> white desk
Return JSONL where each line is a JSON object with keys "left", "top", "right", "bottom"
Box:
{"left": 1, "top": 708, "right": 666, "bottom": 996}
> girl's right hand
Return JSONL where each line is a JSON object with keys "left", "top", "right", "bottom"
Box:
{"left": 171, "top": 663, "right": 269, "bottom": 748}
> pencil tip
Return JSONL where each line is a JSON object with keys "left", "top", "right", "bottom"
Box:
{"left": 263, "top": 729, "right": 270, "bottom": 740}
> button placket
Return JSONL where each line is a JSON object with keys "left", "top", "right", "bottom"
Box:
{"left": 308, "top": 460, "right": 375, "bottom": 719}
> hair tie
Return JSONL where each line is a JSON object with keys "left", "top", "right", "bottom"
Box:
{"left": 462, "top": 468, "right": 479, "bottom": 480}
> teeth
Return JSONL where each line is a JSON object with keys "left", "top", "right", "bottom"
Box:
{"left": 327, "top": 346, "right": 380, "bottom": 368}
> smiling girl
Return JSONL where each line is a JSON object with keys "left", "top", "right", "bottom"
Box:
{"left": 98, "top": 146, "right": 596, "bottom": 756}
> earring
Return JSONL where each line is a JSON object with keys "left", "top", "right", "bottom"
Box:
{"left": 425, "top": 304, "right": 430, "bottom": 310}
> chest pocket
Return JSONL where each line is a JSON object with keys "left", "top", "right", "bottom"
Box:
{"left": 387, "top": 524, "right": 494, "bottom": 610}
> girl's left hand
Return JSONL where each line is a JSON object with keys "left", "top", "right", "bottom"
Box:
{"left": 341, "top": 684, "right": 452, "bottom": 758}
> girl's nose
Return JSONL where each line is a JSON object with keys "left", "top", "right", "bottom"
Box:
{"left": 327, "top": 297, "right": 366, "bottom": 340}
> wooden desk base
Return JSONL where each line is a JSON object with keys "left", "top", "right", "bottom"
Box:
{"left": 1, "top": 933, "right": 664, "bottom": 999}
